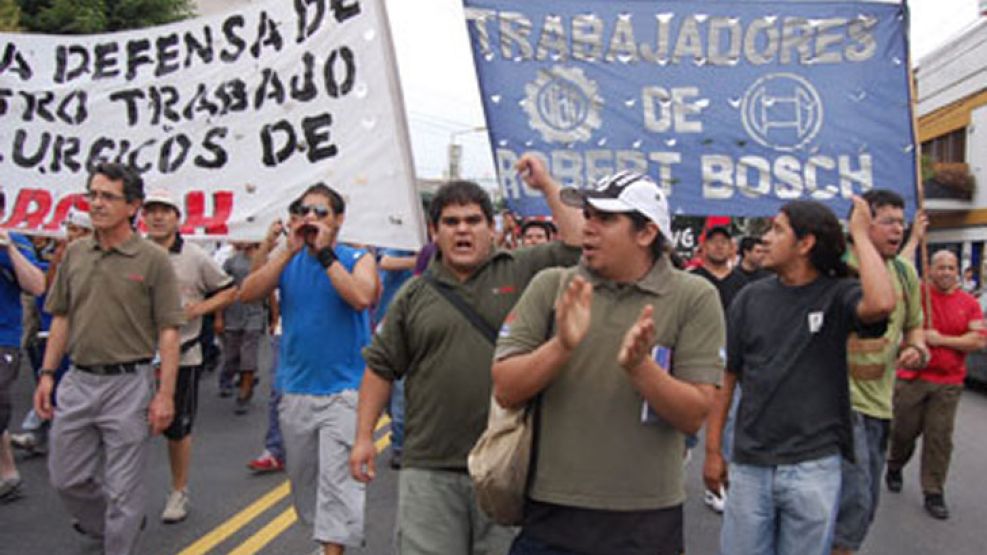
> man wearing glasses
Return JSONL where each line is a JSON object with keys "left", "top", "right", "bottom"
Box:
{"left": 241, "top": 183, "right": 377, "bottom": 555}
{"left": 34, "top": 163, "right": 184, "bottom": 555}
{"left": 832, "top": 189, "right": 927, "bottom": 555}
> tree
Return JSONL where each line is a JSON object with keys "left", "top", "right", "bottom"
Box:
{"left": 0, "top": 0, "right": 20, "bottom": 32}
{"left": 16, "top": 0, "right": 193, "bottom": 34}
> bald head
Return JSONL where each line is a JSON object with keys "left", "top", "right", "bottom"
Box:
{"left": 930, "top": 249, "right": 959, "bottom": 292}
{"left": 931, "top": 250, "right": 957, "bottom": 267}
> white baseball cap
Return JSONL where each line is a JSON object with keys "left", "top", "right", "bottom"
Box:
{"left": 143, "top": 188, "right": 182, "bottom": 216}
{"left": 63, "top": 208, "right": 92, "bottom": 230}
{"left": 561, "top": 172, "right": 672, "bottom": 242}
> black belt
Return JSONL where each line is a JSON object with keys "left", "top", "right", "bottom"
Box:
{"left": 75, "top": 359, "right": 152, "bottom": 376}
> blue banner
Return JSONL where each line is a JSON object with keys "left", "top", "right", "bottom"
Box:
{"left": 464, "top": 1, "right": 917, "bottom": 218}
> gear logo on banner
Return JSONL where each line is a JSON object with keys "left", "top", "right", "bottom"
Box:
{"left": 523, "top": 65, "right": 602, "bottom": 144}
{"left": 741, "top": 73, "right": 824, "bottom": 152}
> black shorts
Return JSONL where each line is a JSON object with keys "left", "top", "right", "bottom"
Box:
{"left": 520, "top": 499, "right": 684, "bottom": 555}
{"left": 163, "top": 365, "right": 201, "bottom": 441}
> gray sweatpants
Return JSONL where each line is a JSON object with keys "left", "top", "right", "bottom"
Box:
{"left": 49, "top": 367, "right": 154, "bottom": 555}
{"left": 279, "top": 390, "right": 365, "bottom": 547}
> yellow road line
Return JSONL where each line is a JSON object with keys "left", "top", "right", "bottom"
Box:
{"left": 225, "top": 508, "right": 298, "bottom": 555}
{"left": 375, "top": 432, "right": 392, "bottom": 453}
{"left": 177, "top": 481, "right": 291, "bottom": 555}
{"left": 178, "top": 416, "right": 393, "bottom": 555}
{"left": 376, "top": 414, "right": 391, "bottom": 430}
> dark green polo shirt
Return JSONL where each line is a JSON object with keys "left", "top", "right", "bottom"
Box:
{"left": 495, "top": 257, "right": 725, "bottom": 510}
{"left": 363, "top": 241, "right": 580, "bottom": 470}
{"left": 46, "top": 234, "right": 185, "bottom": 366}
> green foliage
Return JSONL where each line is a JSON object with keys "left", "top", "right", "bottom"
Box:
{"left": 16, "top": 0, "right": 193, "bottom": 34}
{"left": 0, "top": 0, "right": 21, "bottom": 32}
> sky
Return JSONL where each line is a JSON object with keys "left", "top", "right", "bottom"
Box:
{"left": 198, "top": 0, "right": 985, "bottom": 189}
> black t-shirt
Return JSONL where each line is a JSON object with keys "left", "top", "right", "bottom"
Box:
{"left": 727, "top": 275, "right": 886, "bottom": 466}
{"left": 690, "top": 266, "right": 749, "bottom": 312}
{"left": 738, "top": 266, "right": 771, "bottom": 282}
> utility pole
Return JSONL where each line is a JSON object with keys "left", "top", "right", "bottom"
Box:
{"left": 447, "top": 126, "right": 487, "bottom": 179}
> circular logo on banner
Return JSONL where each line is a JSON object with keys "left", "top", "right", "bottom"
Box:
{"left": 524, "top": 65, "right": 602, "bottom": 144}
{"left": 740, "top": 73, "right": 823, "bottom": 152}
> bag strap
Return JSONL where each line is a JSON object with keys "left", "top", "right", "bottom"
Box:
{"left": 422, "top": 274, "right": 498, "bottom": 345}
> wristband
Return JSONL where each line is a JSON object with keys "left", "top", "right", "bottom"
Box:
{"left": 316, "top": 246, "right": 337, "bottom": 269}
{"left": 39, "top": 368, "right": 57, "bottom": 379}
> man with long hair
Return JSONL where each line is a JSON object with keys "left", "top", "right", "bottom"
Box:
{"left": 705, "top": 198, "right": 895, "bottom": 555}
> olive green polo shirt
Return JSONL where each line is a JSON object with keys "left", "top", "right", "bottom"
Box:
{"left": 46, "top": 234, "right": 185, "bottom": 366}
{"left": 363, "top": 241, "right": 580, "bottom": 470}
{"left": 846, "top": 254, "right": 923, "bottom": 419}
{"left": 495, "top": 257, "right": 725, "bottom": 511}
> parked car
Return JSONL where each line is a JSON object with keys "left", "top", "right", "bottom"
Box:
{"left": 966, "top": 349, "right": 987, "bottom": 387}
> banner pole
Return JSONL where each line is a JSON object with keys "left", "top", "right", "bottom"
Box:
{"left": 903, "top": 0, "right": 933, "bottom": 325}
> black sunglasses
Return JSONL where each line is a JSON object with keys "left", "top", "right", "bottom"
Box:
{"left": 292, "top": 204, "right": 331, "bottom": 218}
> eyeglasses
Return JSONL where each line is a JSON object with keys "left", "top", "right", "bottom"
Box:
{"left": 292, "top": 205, "right": 331, "bottom": 218}
{"left": 875, "top": 217, "right": 905, "bottom": 228}
{"left": 84, "top": 190, "right": 126, "bottom": 203}
{"left": 440, "top": 214, "right": 485, "bottom": 227}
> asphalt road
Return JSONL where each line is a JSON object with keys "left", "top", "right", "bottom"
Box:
{"left": 3, "top": 352, "right": 987, "bottom": 554}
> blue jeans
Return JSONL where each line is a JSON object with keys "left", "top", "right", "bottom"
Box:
{"left": 265, "top": 335, "right": 284, "bottom": 461}
{"left": 722, "top": 454, "right": 842, "bottom": 555}
{"left": 833, "top": 412, "right": 889, "bottom": 550}
{"left": 722, "top": 384, "right": 741, "bottom": 462}
{"left": 389, "top": 377, "right": 405, "bottom": 454}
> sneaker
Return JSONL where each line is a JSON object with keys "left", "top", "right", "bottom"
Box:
{"left": 924, "top": 493, "right": 950, "bottom": 520}
{"left": 218, "top": 385, "right": 234, "bottom": 398}
{"left": 390, "top": 453, "right": 402, "bottom": 470}
{"left": 247, "top": 451, "right": 285, "bottom": 474}
{"left": 10, "top": 432, "right": 45, "bottom": 456}
{"left": 234, "top": 396, "right": 250, "bottom": 415}
{"left": 885, "top": 468, "right": 903, "bottom": 493}
{"left": 0, "top": 477, "right": 22, "bottom": 503}
{"left": 703, "top": 486, "right": 726, "bottom": 514}
{"left": 161, "top": 489, "right": 189, "bottom": 523}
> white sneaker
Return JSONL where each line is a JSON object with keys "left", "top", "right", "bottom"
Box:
{"left": 161, "top": 489, "right": 189, "bottom": 523}
{"left": 703, "top": 486, "right": 726, "bottom": 514}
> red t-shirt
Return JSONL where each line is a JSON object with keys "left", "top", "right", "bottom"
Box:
{"left": 897, "top": 285, "right": 985, "bottom": 384}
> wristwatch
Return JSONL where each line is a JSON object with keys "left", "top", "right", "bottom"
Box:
{"left": 39, "top": 368, "right": 57, "bottom": 379}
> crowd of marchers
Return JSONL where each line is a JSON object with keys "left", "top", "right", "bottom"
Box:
{"left": 0, "top": 157, "right": 983, "bottom": 555}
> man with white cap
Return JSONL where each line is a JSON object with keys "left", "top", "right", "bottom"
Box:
{"left": 491, "top": 172, "right": 726, "bottom": 555}
{"left": 142, "top": 188, "right": 236, "bottom": 523}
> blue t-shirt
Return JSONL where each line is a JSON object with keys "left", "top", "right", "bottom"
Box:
{"left": 375, "top": 248, "right": 415, "bottom": 323}
{"left": 35, "top": 259, "right": 53, "bottom": 332}
{"left": 278, "top": 244, "right": 371, "bottom": 395}
{"left": 0, "top": 233, "right": 40, "bottom": 347}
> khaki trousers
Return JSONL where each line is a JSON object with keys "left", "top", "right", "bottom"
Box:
{"left": 887, "top": 378, "right": 962, "bottom": 495}
{"left": 397, "top": 467, "right": 515, "bottom": 555}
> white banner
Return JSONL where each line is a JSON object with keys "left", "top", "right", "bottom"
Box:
{"left": 0, "top": 0, "right": 424, "bottom": 249}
